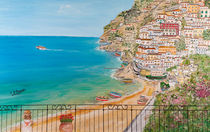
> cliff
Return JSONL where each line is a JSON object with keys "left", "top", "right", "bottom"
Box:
{"left": 99, "top": 0, "right": 172, "bottom": 79}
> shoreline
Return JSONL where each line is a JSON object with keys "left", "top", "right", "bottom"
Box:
{"left": 11, "top": 79, "right": 159, "bottom": 132}
{"left": 10, "top": 41, "right": 160, "bottom": 132}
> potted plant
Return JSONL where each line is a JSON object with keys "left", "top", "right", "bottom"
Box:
{"left": 59, "top": 114, "right": 74, "bottom": 132}
{"left": 22, "top": 110, "right": 33, "bottom": 132}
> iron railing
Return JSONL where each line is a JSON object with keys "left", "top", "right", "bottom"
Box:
{"left": 0, "top": 104, "right": 209, "bottom": 132}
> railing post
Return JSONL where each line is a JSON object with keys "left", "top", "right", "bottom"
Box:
{"left": 131, "top": 105, "right": 132, "bottom": 132}
{"left": 103, "top": 104, "right": 104, "bottom": 132}
{"left": 187, "top": 106, "right": 189, "bottom": 132}
{"left": 159, "top": 105, "right": 160, "bottom": 132}
{"left": 75, "top": 104, "right": 77, "bottom": 132}
{"left": 46, "top": 105, "right": 49, "bottom": 132}
{"left": 20, "top": 105, "right": 22, "bottom": 132}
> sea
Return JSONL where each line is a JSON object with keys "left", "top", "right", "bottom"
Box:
{"left": 0, "top": 36, "right": 142, "bottom": 105}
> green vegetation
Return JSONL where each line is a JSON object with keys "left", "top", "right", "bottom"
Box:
{"left": 205, "top": 0, "right": 210, "bottom": 8}
{"left": 203, "top": 29, "right": 210, "bottom": 40}
{"left": 125, "top": 26, "right": 135, "bottom": 30}
{"left": 118, "top": 11, "right": 127, "bottom": 17}
{"left": 166, "top": 66, "right": 177, "bottom": 72}
{"left": 133, "top": 0, "right": 141, "bottom": 9}
{"left": 181, "top": 17, "right": 186, "bottom": 30}
{"left": 118, "top": 8, "right": 141, "bottom": 24}
{"left": 104, "top": 23, "right": 114, "bottom": 32}
{"left": 175, "top": 36, "right": 186, "bottom": 52}
{"left": 189, "top": 54, "right": 210, "bottom": 80}
{"left": 160, "top": 81, "right": 170, "bottom": 91}
{"left": 108, "top": 31, "right": 122, "bottom": 41}
{"left": 144, "top": 55, "right": 210, "bottom": 132}
{"left": 133, "top": 43, "right": 139, "bottom": 54}
{"left": 182, "top": 58, "right": 190, "bottom": 65}
{"left": 141, "top": 13, "right": 154, "bottom": 26}
{"left": 146, "top": 75, "right": 167, "bottom": 80}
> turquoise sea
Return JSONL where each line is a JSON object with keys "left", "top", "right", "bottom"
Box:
{"left": 0, "top": 36, "right": 141, "bottom": 105}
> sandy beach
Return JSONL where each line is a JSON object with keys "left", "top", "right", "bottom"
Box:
{"left": 11, "top": 79, "right": 159, "bottom": 132}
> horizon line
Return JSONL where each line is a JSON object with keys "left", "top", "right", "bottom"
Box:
{"left": 0, "top": 35, "right": 99, "bottom": 38}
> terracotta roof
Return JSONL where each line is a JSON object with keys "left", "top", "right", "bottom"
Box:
{"left": 140, "top": 39, "right": 152, "bottom": 41}
{"left": 138, "top": 46, "right": 156, "bottom": 50}
{"left": 136, "top": 57, "right": 145, "bottom": 60}
{"left": 172, "top": 9, "right": 182, "bottom": 12}
{"left": 159, "top": 46, "right": 176, "bottom": 48}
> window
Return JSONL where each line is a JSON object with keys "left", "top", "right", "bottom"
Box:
{"left": 201, "top": 11, "right": 203, "bottom": 13}
{"left": 201, "top": 15, "right": 203, "bottom": 17}
{"left": 205, "top": 11, "right": 208, "bottom": 13}
{"left": 205, "top": 15, "right": 207, "bottom": 17}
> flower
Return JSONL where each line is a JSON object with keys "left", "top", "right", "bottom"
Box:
{"left": 60, "top": 114, "right": 74, "bottom": 122}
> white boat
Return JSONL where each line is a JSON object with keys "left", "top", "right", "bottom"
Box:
{"left": 36, "top": 46, "right": 47, "bottom": 50}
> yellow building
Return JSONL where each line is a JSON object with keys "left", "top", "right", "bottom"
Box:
{"left": 187, "top": 4, "right": 200, "bottom": 14}
{"left": 158, "top": 46, "right": 177, "bottom": 55}
{"left": 193, "top": 28, "right": 204, "bottom": 38}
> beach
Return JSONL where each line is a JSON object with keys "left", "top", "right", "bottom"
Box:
{"left": 11, "top": 79, "right": 159, "bottom": 132}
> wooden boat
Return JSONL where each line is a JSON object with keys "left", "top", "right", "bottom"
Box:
{"left": 137, "top": 101, "right": 147, "bottom": 105}
{"left": 36, "top": 46, "right": 47, "bottom": 50}
{"left": 96, "top": 96, "right": 109, "bottom": 101}
{"left": 110, "top": 92, "right": 122, "bottom": 98}
{"left": 122, "top": 79, "right": 133, "bottom": 83}
{"left": 115, "top": 53, "right": 121, "bottom": 57}
{"left": 10, "top": 89, "right": 25, "bottom": 96}
{"left": 137, "top": 96, "right": 148, "bottom": 105}
{"left": 121, "top": 64, "right": 125, "bottom": 68}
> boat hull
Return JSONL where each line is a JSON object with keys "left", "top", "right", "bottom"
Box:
{"left": 137, "top": 102, "right": 147, "bottom": 105}
{"left": 122, "top": 80, "right": 133, "bottom": 83}
{"left": 115, "top": 53, "right": 120, "bottom": 57}
{"left": 96, "top": 97, "right": 109, "bottom": 101}
{"left": 110, "top": 92, "right": 122, "bottom": 98}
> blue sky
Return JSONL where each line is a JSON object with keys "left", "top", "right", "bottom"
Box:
{"left": 0, "top": 0, "right": 133, "bottom": 37}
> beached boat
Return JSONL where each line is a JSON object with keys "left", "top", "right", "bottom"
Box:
{"left": 137, "top": 95, "right": 148, "bottom": 105}
{"left": 110, "top": 92, "right": 122, "bottom": 98}
{"left": 96, "top": 96, "right": 109, "bottom": 101}
{"left": 137, "top": 101, "right": 147, "bottom": 105}
{"left": 122, "top": 79, "right": 133, "bottom": 83}
{"left": 36, "top": 46, "right": 47, "bottom": 50}
{"left": 115, "top": 53, "right": 121, "bottom": 57}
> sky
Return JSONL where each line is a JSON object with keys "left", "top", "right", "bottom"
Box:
{"left": 0, "top": 0, "right": 134, "bottom": 37}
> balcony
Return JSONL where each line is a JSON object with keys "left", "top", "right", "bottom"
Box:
{"left": 0, "top": 104, "right": 209, "bottom": 132}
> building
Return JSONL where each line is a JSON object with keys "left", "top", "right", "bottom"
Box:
{"left": 137, "top": 45, "right": 158, "bottom": 54}
{"left": 187, "top": 4, "right": 200, "bottom": 14}
{"left": 136, "top": 38, "right": 153, "bottom": 45}
{"left": 200, "top": 6, "right": 210, "bottom": 18}
{"left": 160, "top": 23, "right": 180, "bottom": 36}
{"left": 158, "top": 46, "right": 177, "bottom": 55}
{"left": 196, "top": 45, "right": 209, "bottom": 54}
{"left": 193, "top": 28, "right": 204, "bottom": 38}
{"left": 151, "top": 70, "right": 164, "bottom": 76}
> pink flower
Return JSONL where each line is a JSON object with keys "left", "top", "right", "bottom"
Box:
{"left": 196, "top": 88, "right": 210, "bottom": 98}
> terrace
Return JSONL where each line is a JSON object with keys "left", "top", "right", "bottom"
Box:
{"left": 0, "top": 103, "right": 209, "bottom": 132}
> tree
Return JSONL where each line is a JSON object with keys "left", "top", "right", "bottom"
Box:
{"left": 205, "top": 0, "right": 210, "bottom": 8}
{"left": 175, "top": 36, "right": 186, "bottom": 52}
{"left": 181, "top": 17, "right": 186, "bottom": 30}
{"left": 203, "top": 29, "right": 210, "bottom": 40}
{"left": 133, "top": 0, "right": 141, "bottom": 9}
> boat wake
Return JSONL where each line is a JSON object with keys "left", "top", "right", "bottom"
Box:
{"left": 45, "top": 49, "right": 64, "bottom": 51}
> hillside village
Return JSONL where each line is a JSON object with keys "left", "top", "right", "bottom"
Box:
{"left": 100, "top": 0, "right": 210, "bottom": 80}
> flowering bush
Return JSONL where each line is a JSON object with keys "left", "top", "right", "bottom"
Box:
{"left": 195, "top": 81, "right": 210, "bottom": 98}
{"left": 144, "top": 55, "right": 210, "bottom": 132}
{"left": 60, "top": 114, "right": 74, "bottom": 123}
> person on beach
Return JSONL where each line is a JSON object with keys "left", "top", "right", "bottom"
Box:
{"left": 22, "top": 110, "right": 33, "bottom": 132}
